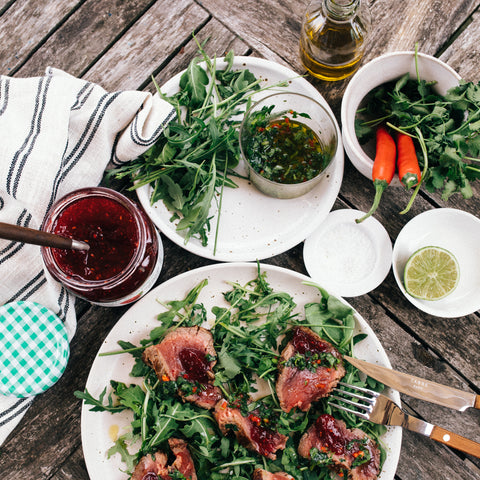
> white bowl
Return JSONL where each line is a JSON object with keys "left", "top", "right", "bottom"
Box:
{"left": 304, "top": 209, "right": 392, "bottom": 297}
{"left": 392, "top": 208, "right": 480, "bottom": 318}
{"left": 341, "top": 51, "right": 461, "bottom": 184}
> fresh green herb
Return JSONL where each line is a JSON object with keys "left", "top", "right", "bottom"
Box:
{"left": 76, "top": 268, "right": 386, "bottom": 479}
{"left": 355, "top": 48, "right": 480, "bottom": 210}
{"left": 109, "top": 37, "right": 289, "bottom": 253}
{"left": 243, "top": 107, "right": 330, "bottom": 184}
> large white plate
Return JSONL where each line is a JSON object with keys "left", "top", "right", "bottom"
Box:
{"left": 136, "top": 57, "right": 344, "bottom": 261}
{"left": 392, "top": 208, "right": 480, "bottom": 317}
{"left": 81, "top": 263, "right": 401, "bottom": 480}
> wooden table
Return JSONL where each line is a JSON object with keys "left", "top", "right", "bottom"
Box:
{"left": 1, "top": 1, "right": 480, "bottom": 479}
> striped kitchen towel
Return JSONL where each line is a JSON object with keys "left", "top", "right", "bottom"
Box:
{"left": 0, "top": 67, "right": 176, "bottom": 445}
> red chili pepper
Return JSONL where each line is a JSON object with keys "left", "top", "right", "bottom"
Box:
{"left": 356, "top": 126, "right": 396, "bottom": 223}
{"left": 396, "top": 132, "right": 421, "bottom": 189}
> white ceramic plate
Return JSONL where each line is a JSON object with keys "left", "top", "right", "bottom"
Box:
{"left": 81, "top": 263, "right": 401, "bottom": 480}
{"left": 304, "top": 209, "right": 392, "bottom": 297}
{"left": 136, "top": 57, "right": 344, "bottom": 261}
{"left": 392, "top": 208, "right": 480, "bottom": 317}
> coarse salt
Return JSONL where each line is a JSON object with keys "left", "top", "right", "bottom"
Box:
{"left": 314, "top": 223, "right": 376, "bottom": 284}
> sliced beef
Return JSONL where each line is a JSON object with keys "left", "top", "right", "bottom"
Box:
{"left": 276, "top": 326, "right": 345, "bottom": 412}
{"left": 130, "top": 438, "right": 197, "bottom": 480}
{"left": 214, "top": 399, "right": 288, "bottom": 460}
{"left": 130, "top": 451, "right": 168, "bottom": 480}
{"left": 142, "top": 326, "right": 222, "bottom": 409}
{"left": 298, "top": 413, "right": 380, "bottom": 480}
{"left": 168, "top": 438, "right": 198, "bottom": 480}
{"left": 253, "top": 468, "right": 295, "bottom": 479}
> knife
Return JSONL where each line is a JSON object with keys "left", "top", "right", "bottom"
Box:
{"left": 344, "top": 355, "right": 480, "bottom": 412}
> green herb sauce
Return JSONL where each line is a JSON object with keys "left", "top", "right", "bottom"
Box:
{"left": 244, "top": 107, "right": 330, "bottom": 184}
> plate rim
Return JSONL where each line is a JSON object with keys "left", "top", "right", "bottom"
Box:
{"left": 80, "top": 262, "right": 401, "bottom": 480}
{"left": 136, "top": 56, "right": 344, "bottom": 261}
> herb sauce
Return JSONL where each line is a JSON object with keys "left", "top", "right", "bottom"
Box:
{"left": 244, "top": 108, "right": 330, "bottom": 184}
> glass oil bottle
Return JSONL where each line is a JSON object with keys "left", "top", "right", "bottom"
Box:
{"left": 299, "top": 0, "right": 371, "bottom": 81}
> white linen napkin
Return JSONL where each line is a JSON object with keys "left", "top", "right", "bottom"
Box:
{"left": 0, "top": 67, "right": 175, "bottom": 445}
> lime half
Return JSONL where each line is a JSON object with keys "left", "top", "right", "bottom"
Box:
{"left": 404, "top": 246, "right": 460, "bottom": 301}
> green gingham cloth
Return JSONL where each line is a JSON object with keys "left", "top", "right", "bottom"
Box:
{"left": 0, "top": 301, "right": 69, "bottom": 397}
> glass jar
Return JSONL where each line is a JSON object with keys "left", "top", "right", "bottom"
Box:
{"left": 299, "top": 0, "right": 371, "bottom": 81}
{"left": 41, "top": 187, "right": 163, "bottom": 306}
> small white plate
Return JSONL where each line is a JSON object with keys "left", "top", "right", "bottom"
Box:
{"left": 392, "top": 208, "right": 480, "bottom": 317}
{"left": 303, "top": 209, "right": 392, "bottom": 297}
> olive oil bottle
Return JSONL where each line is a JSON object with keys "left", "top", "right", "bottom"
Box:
{"left": 299, "top": 0, "right": 371, "bottom": 81}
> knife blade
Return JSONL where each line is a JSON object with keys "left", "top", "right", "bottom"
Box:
{"left": 344, "top": 355, "right": 480, "bottom": 412}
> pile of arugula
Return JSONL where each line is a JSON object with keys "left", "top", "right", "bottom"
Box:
{"left": 110, "top": 39, "right": 288, "bottom": 253}
{"left": 356, "top": 57, "right": 480, "bottom": 208}
{"left": 76, "top": 267, "right": 386, "bottom": 480}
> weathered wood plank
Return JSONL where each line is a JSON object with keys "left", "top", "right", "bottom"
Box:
{"left": 442, "top": 9, "right": 480, "bottom": 82}
{"left": 17, "top": 0, "right": 156, "bottom": 78}
{"left": 0, "top": 0, "right": 82, "bottom": 74}
{"left": 199, "top": 0, "right": 306, "bottom": 69}
{"left": 82, "top": 0, "right": 210, "bottom": 90}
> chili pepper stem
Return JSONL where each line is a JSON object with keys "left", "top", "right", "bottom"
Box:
{"left": 356, "top": 179, "right": 388, "bottom": 223}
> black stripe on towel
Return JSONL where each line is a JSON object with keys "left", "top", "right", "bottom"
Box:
{"left": 0, "top": 77, "right": 10, "bottom": 116}
{"left": 0, "top": 398, "right": 34, "bottom": 428}
{"left": 6, "top": 74, "right": 52, "bottom": 198}
{"left": 45, "top": 91, "right": 121, "bottom": 213}
{"left": 128, "top": 105, "right": 176, "bottom": 147}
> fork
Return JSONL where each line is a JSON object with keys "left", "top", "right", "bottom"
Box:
{"left": 329, "top": 381, "right": 480, "bottom": 458}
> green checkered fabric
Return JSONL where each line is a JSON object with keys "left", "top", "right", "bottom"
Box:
{"left": 0, "top": 301, "right": 69, "bottom": 398}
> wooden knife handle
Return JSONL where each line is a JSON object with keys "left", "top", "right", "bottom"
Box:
{"left": 431, "top": 425, "right": 480, "bottom": 458}
{"left": 475, "top": 395, "right": 480, "bottom": 410}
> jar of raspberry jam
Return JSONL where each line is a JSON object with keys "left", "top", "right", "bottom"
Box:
{"left": 41, "top": 187, "right": 163, "bottom": 306}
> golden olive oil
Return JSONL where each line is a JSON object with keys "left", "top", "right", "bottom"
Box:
{"left": 299, "top": 0, "right": 370, "bottom": 81}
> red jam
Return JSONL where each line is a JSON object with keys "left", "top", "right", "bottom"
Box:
{"left": 291, "top": 327, "right": 329, "bottom": 355}
{"left": 315, "top": 413, "right": 345, "bottom": 455}
{"left": 179, "top": 347, "right": 211, "bottom": 383}
{"left": 249, "top": 418, "right": 279, "bottom": 457}
{"left": 41, "top": 187, "right": 162, "bottom": 306}
{"left": 51, "top": 196, "right": 138, "bottom": 281}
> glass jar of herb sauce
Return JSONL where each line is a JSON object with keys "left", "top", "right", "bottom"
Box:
{"left": 41, "top": 187, "right": 163, "bottom": 306}
{"left": 239, "top": 92, "right": 338, "bottom": 199}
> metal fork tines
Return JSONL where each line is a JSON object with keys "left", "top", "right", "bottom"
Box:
{"left": 329, "top": 381, "right": 480, "bottom": 458}
{"left": 329, "top": 381, "right": 408, "bottom": 429}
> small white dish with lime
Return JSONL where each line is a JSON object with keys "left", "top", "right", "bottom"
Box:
{"left": 392, "top": 208, "right": 480, "bottom": 317}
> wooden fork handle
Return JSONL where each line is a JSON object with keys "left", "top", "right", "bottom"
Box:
{"left": 430, "top": 425, "right": 480, "bottom": 458}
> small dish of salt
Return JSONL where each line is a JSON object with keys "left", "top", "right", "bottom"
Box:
{"left": 303, "top": 209, "right": 392, "bottom": 297}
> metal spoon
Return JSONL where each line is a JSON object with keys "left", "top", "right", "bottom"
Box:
{"left": 0, "top": 222, "right": 90, "bottom": 251}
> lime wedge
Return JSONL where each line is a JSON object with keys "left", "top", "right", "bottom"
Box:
{"left": 404, "top": 246, "right": 460, "bottom": 301}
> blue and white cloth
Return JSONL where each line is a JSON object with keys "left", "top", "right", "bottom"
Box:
{"left": 0, "top": 67, "right": 175, "bottom": 445}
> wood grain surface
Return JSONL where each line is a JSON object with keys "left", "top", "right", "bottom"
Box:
{"left": 1, "top": 1, "right": 480, "bottom": 479}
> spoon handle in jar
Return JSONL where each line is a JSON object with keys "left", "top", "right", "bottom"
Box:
{"left": 0, "top": 222, "right": 90, "bottom": 251}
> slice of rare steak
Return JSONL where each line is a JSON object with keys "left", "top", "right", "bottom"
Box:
{"left": 130, "top": 438, "right": 198, "bottom": 480}
{"left": 214, "top": 399, "right": 288, "bottom": 460}
{"left": 298, "top": 413, "right": 381, "bottom": 480}
{"left": 142, "top": 326, "right": 222, "bottom": 409}
{"left": 131, "top": 452, "right": 168, "bottom": 480}
{"left": 168, "top": 437, "right": 198, "bottom": 480}
{"left": 252, "top": 468, "right": 295, "bottom": 479}
{"left": 276, "top": 326, "right": 345, "bottom": 412}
